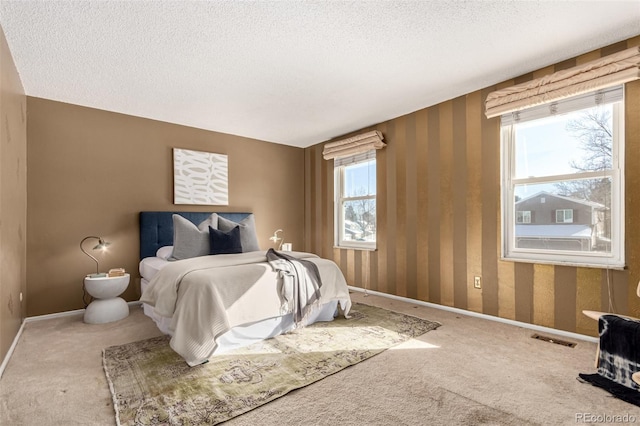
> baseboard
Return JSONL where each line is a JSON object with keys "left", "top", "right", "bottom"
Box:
{"left": 0, "top": 301, "right": 143, "bottom": 379}
{"left": 24, "top": 301, "right": 142, "bottom": 323}
{"left": 348, "top": 286, "right": 598, "bottom": 344}
{"left": 0, "top": 321, "right": 26, "bottom": 380}
{"left": 23, "top": 308, "right": 85, "bottom": 323}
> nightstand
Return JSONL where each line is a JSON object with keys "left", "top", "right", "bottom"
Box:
{"left": 84, "top": 273, "right": 130, "bottom": 324}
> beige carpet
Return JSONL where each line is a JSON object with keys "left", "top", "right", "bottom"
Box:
{"left": 2, "top": 292, "right": 640, "bottom": 425}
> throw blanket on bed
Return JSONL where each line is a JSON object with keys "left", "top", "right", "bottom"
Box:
{"left": 597, "top": 314, "right": 640, "bottom": 389}
{"left": 266, "top": 248, "right": 322, "bottom": 325}
{"left": 140, "top": 251, "right": 351, "bottom": 366}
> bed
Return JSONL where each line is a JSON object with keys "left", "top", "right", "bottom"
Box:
{"left": 138, "top": 211, "right": 352, "bottom": 366}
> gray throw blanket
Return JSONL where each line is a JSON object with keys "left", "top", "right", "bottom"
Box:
{"left": 266, "top": 248, "right": 323, "bottom": 325}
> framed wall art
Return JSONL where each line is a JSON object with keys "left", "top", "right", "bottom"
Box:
{"left": 173, "top": 148, "right": 229, "bottom": 205}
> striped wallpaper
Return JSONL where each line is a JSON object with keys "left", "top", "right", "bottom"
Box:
{"left": 304, "top": 36, "right": 640, "bottom": 336}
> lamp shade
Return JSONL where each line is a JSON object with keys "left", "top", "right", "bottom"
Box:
{"left": 92, "top": 238, "right": 111, "bottom": 250}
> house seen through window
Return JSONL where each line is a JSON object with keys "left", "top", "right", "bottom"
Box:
{"left": 501, "top": 86, "right": 624, "bottom": 267}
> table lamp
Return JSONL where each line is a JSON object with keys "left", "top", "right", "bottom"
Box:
{"left": 269, "top": 229, "right": 284, "bottom": 250}
{"left": 80, "top": 236, "right": 111, "bottom": 277}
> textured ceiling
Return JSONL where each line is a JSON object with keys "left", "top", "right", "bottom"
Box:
{"left": 1, "top": 1, "right": 639, "bottom": 148}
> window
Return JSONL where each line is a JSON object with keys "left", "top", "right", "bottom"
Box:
{"left": 516, "top": 211, "right": 531, "bottom": 224}
{"left": 555, "top": 209, "right": 573, "bottom": 224}
{"left": 334, "top": 152, "right": 376, "bottom": 249}
{"left": 502, "top": 85, "right": 625, "bottom": 267}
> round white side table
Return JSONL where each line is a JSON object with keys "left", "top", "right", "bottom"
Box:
{"left": 84, "top": 273, "right": 130, "bottom": 324}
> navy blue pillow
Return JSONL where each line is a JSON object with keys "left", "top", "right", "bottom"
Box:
{"left": 208, "top": 226, "right": 243, "bottom": 255}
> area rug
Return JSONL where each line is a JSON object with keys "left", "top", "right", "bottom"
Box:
{"left": 103, "top": 303, "right": 440, "bottom": 425}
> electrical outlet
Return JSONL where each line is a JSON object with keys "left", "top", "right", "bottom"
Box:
{"left": 474, "top": 276, "right": 481, "bottom": 289}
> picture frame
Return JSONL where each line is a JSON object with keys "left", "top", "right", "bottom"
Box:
{"left": 173, "top": 148, "right": 229, "bottom": 205}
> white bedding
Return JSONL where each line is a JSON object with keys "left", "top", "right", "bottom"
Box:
{"left": 141, "top": 276, "right": 339, "bottom": 353}
{"left": 139, "top": 251, "right": 351, "bottom": 366}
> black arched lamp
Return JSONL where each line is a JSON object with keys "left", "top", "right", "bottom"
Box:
{"left": 80, "top": 236, "right": 111, "bottom": 277}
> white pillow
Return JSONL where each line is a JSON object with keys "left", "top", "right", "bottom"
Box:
{"left": 170, "top": 213, "right": 219, "bottom": 260}
{"left": 156, "top": 246, "right": 174, "bottom": 260}
{"left": 218, "top": 214, "right": 260, "bottom": 252}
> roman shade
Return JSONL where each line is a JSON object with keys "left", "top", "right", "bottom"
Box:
{"left": 322, "top": 130, "right": 385, "bottom": 160}
{"left": 333, "top": 149, "right": 376, "bottom": 168}
{"left": 500, "top": 84, "right": 623, "bottom": 126}
{"left": 485, "top": 46, "right": 640, "bottom": 119}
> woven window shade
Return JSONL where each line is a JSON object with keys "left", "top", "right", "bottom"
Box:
{"left": 322, "top": 130, "right": 385, "bottom": 160}
{"left": 485, "top": 46, "right": 640, "bottom": 118}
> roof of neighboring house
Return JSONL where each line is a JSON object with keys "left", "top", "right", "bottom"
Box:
{"left": 515, "top": 224, "right": 592, "bottom": 239}
{"left": 515, "top": 191, "right": 606, "bottom": 209}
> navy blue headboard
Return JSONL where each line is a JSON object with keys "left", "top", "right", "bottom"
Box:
{"left": 139, "top": 211, "right": 251, "bottom": 259}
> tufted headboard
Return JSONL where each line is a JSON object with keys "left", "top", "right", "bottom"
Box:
{"left": 139, "top": 211, "right": 252, "bottom": 260}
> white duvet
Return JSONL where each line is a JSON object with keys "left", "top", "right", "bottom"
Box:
{"left": 140, "top": 251, "right": 351, "bottom": 366}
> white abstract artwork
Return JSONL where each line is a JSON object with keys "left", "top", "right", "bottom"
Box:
{"left": 173, "top": 148, "right": 229, "bottom": 205}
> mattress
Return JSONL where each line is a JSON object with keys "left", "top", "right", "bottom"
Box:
{"left": 139, "top": 256, "right": 168, "bottom": 281}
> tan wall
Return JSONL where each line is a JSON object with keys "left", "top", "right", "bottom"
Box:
{"left": 27, "top": 98, "right": 304, "bottom": 316}
{"left": 0, "top": 24, "right": 27, "bottom": 364}
{"left": 305, "top": 36, "right": 640, "bottom": 337}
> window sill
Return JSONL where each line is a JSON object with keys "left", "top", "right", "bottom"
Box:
{"left": 500, "top": 255, "right": 625, "bottom": 270}
{"left": 334, "top": 245, "right": 377, "bottom": 252}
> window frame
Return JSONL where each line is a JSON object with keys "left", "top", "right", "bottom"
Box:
{"left": 501, "top": 88, "right": 625, "bottom": 268}
{"left": 334, "top": 156, "right": 377, "bottom": 250}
